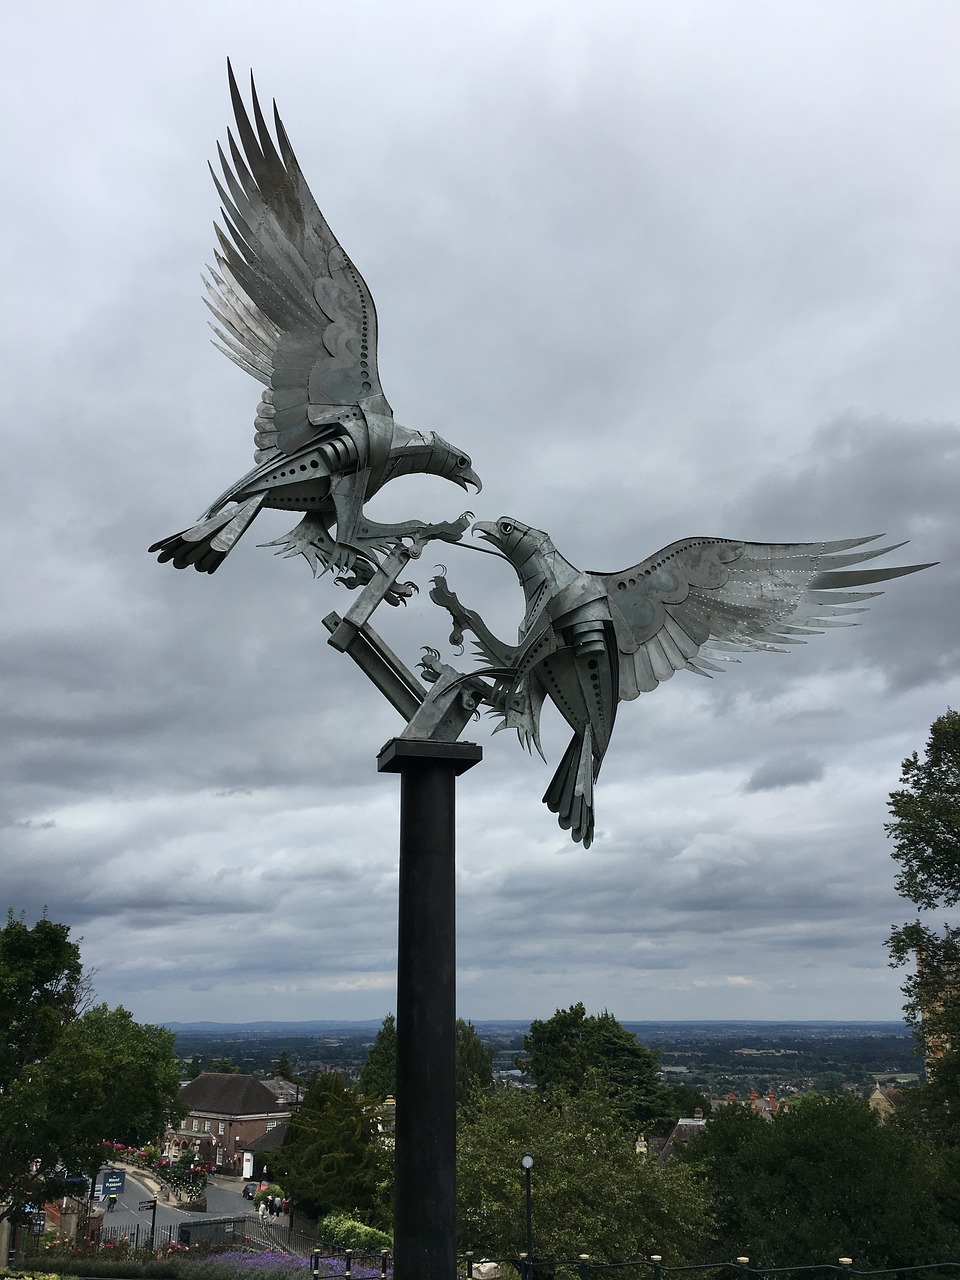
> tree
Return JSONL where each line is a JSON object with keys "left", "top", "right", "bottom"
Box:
{"left": 357, "top": 1014, "right": 397, "bottom": 1101}
{"left": 274, "top": 1050, "right": 296, "bottom": 1081}
{"left": 206, "top": 1056, "right": 240, "bottom": 1073}
{"left": 0, "top": 913, "right": 86, "bottom": 1223}
{"left": 456, "top": 1020, "right": 494, "bottom": 1109}
{"left": 0, "top": 914, "right": 184, "bottom": 1225}
{"left": 357, "top": 1014, "right": 494, "bottom": 1108}
{"left": 457, "top": 1086, "right": 711, "bottom": 1262}
{"left": 273, "top": 1071, "right": 382, "bottom": 1224}
{"left": 886, "top": 708, "right": 960, "bottom": 909}
{"left": 522, "top": 1004, "right": 662, "bottom": 1132}
{"left": 0, "top": 911, "right": 83, "bottom": 1092}
{"left": 678, "top": 1094, "right": 960, "bottom": 1266}
{"left": 44, "top": 1005, "right": 184, "bottom": 1165}
{"left": 657, "top": 1083, "right": 708, "bottom": 1125}
{"left": 885, "top": 711, "right": 960, "bottom": 1091}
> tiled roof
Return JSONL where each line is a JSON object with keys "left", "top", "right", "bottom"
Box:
{"left": 179, "top": 1073, "right": 287, "bottom": 1117}
{"left": 247, "top": 1121, "right": 288, "bottom": 1152}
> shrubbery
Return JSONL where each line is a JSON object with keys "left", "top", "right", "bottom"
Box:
{"left": 317, "top": 1212, "right": 392, "bottom": 1252}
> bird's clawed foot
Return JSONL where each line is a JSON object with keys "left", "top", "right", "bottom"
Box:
{"left": 418, "top": 647, "right": 445, "bottom": 684}
{"left": 418, "top": 511, "right": 474, "bottom": 546}
{"left": 352, "top": 511, "right": 474, "bottom": 557}
{"left": 336, "top": 560, "right": 419, "bottom": 607}
{"left": 428, "top": 573, "right": 472, "bottom": 649}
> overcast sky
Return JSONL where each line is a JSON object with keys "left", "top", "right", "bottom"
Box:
{"left": 2, "top": 1, "right": 959, "bottom": 1028}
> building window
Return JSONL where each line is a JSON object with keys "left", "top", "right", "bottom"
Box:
{"left": 266, "top": 1120, "right": 277, "bottom": 1131}
{"left": 192, "top": 1120, "right": 199, "bottom": 1132}
{"left": 203, "top": 1121, "right": 211, "bottom": 1133}
{"left": 216, "top": 1148, "right": 224, "bottom": 1166}
{"left": 218, "top": 1122, "right": 225, "bottom": 1135}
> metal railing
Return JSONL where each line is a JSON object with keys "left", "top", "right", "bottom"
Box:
{"left": 22, "top": 1217, "right": 960, "bottom": 1280}
{"left": 311, "top": 1246, "right": 392, "bottom": 1279}
{"left": 98, "top": 1220, "right": 180, "bottom": 1250}
{"left": 461, "top": 1258, "right": 960, "bottom": 1280}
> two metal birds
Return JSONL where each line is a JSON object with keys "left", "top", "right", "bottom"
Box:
{"left": 150, "top": 64, "right": 479, "bottom": 595}
{"left": 153, "top": 67, "right": 934, "bottom": 847}
{"left": 429, "top": 520, "right": 932, "bottom": 846}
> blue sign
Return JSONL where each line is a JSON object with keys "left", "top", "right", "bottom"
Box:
{"left": 100, "top": 1169, "right": 125, "bottom": 1197}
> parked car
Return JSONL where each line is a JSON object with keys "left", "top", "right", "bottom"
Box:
{"left": 242, "top": 1182, "right": 256, "bottom": 1200}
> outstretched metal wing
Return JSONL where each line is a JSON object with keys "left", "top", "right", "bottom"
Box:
{"left": 595, "top": 536, "right": 935, "bottom": 700}
{"left": 204, "top": 62, "right": 389, "bottom": 464}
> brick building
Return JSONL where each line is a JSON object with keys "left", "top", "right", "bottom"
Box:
{"left": 163, "top": 1073, "right": 289, "bottom": 1174}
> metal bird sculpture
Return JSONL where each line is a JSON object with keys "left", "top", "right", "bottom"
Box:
{"left": 150, "top": 65, "right": 480, "bottom": 597}
{"left": 427, "top": 518, "right": 934, "bottom": 847}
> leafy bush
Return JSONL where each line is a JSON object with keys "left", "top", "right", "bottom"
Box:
{"left": 253, "top": 1182, "right": 285, "bottom": 1208}
{"left": 317, "top": 1213, "right": 392, "bottom": 1252}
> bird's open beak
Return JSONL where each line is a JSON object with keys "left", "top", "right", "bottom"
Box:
{"left": 458, "top": 467, "right": 482, "bottom": 493}
{"left": 471, "top": 520, "right": 499, "bottom": 546}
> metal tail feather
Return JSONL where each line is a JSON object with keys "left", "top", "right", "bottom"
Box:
{"left": 149, "top": 493, "right": 266, "bottom": 573}
{"left": 544, "top": 729, "right": 596, "bottom": 848}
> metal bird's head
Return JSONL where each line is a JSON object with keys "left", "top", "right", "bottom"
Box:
{"left": 472, "top": 517, "right": 557, "bottom": 568}
{"left": 473, "top": 517, "right": 574, "bottom": 626}
{"left": 385, "top": 425, "right": 481, "bottom": 492}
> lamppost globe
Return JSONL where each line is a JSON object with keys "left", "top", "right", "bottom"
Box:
{"left": 521, "top": 1154, "right": 534, "bottom": 1170}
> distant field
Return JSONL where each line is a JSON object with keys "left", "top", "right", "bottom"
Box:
{"left": 169, "top": 1018, "right": 918, "bottom": 1093}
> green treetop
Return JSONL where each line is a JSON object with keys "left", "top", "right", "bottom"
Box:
{"left": 885, "top": 709, "right": 960, "bottom": 1143}
{"left": 457, "top": 1085, "right": 711, "bottom": 1262}
{"left": 272, "top": 1070, "right": 382, "bottom": 1223}
{"left": 522, "top": 1003, "right": 662, "bottom": 1131}
{"left": 0, "top": 910, "right": 84, "bottom": 1093}
{"left": 358, "top": 1013, "right": 494, "bottom": 1108}
{"left": 358, "top": 1014, "right": 397, "bottom": 1101}
{"left": 206, "top": 1056, "right": 240, "bottom": 1073}
{"left": 0, "top": 913, "right": 184, "bottom": 1225}
{"left": 678, "top": 1093, "right": 960, "bottom": 1266}
{"left": 887, "top": 708, "right": 960, "bottom": 909}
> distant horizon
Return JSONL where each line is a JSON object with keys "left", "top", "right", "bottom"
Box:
{"left": 164, "top": 1016, "right": 911, "bottom": 1031}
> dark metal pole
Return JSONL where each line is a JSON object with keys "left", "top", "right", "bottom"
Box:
{"left": 521, "top": 1155, "right": 534, "bottom": 1280}
{"left": 378, "top": 738, "right": 482, "bottom": 1280}
{"left": 526, "top": 1169, "right": 532, "bottom": 1271}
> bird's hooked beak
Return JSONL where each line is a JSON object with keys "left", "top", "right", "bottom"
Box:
{"left": 471, "top": 520, "right": 500, "bottom": 547}
{"left": 458, "top": 466, "right": 482, "bottom": 494}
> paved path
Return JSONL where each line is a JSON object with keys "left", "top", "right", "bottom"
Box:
{"left": 98, "top": 1168, "right": 250, "bottom": 1244}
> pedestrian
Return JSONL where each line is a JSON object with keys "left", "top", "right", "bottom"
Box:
{"left": 258, "top": 1200, "right": 266, "bottom": 1221}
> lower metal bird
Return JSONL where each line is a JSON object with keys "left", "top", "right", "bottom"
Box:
{"left": 427, "top": 518, "right": 934, "bottom": 846}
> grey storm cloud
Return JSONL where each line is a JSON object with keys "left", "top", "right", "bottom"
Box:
{"left": 744, "top": 753, "right": 825, "bottom": 793}
{"left": 2, "top": 0, "right": 959, "bottom": 1025}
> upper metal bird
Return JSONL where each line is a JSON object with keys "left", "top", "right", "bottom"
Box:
{"left": 150, "top": 64, "right": 480, "bottom": 594}
{"left": 428, "top": 519, "right": 934, "bottom": 847}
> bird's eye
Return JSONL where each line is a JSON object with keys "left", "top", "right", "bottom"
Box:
{"left": 457, "top": 456, "right": 469, "bottom": 468}
{"left": 500, "top": 521, "right": 513, "bottom": 534}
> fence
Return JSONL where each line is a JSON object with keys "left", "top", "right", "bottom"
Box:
{"left": 23, "top": 1216, "right": 960, "bottom": 1280}
{"left": 99, "top": 1220, "right": 180, "bottom": 1250}
{"left": 462, "top": 1261, "right": 960, "bottom": 1280}
{"left": 100, "top": 1214, "right": 388, "bottom": 1274}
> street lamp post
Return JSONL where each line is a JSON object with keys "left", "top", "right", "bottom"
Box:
{"left": 521, "top": 1154, "right": 534, "bottom": 1280}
